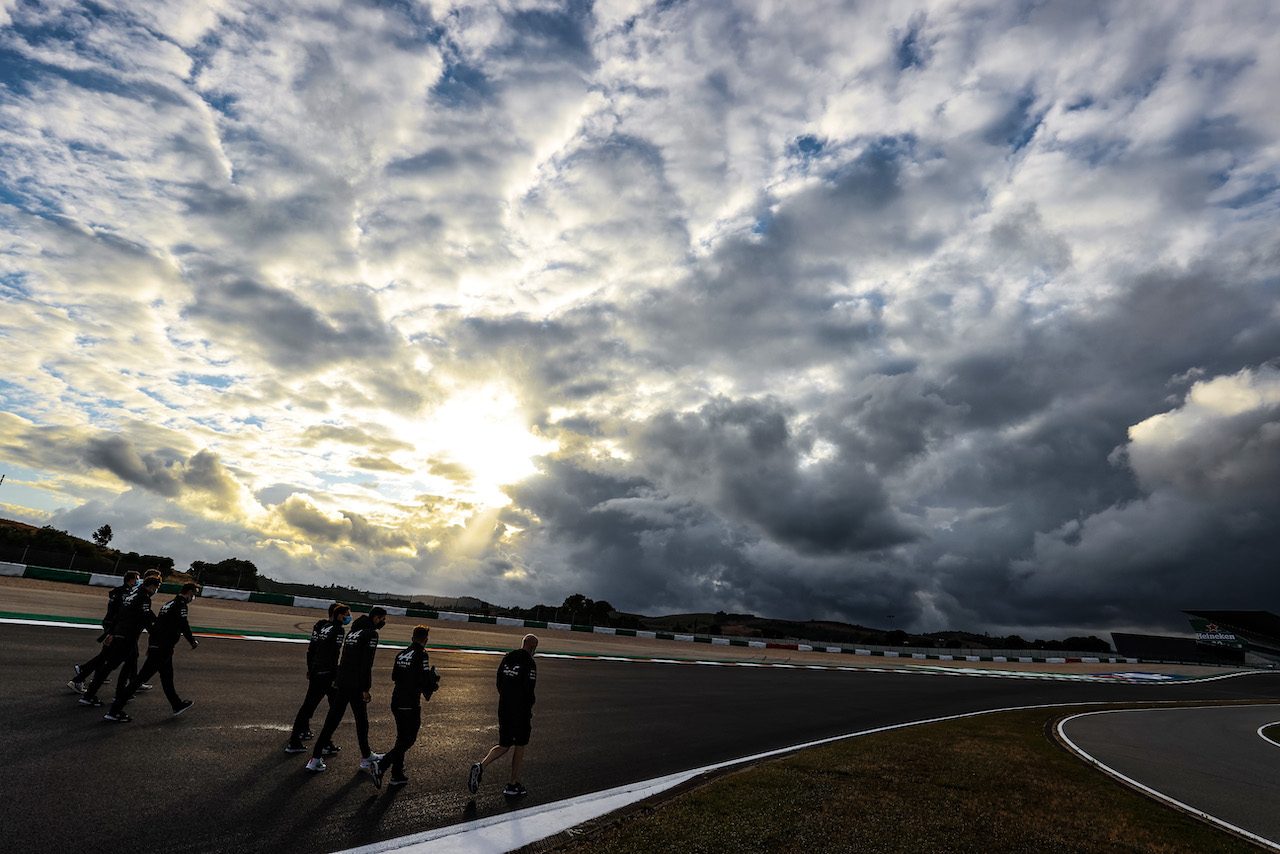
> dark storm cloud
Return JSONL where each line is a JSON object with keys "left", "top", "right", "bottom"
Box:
{"left": 185, "top": 277, "right": 395, "bottom": 370}
{"left": 84, "top": 435, "right": 184, "bottom": 497}
{"left": 504, "top": 457, "right": 919, "bottom": 621}
{"left": 632, "top": 396, "right": 915, "bottom": 555}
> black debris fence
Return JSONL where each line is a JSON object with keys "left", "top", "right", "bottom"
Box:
{"left": 0, "top": 542, "right": 165, "bottom": 578}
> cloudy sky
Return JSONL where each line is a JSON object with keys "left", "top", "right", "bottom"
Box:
{"left": 2, "top": 0, "right": 1278, "bottom": 639}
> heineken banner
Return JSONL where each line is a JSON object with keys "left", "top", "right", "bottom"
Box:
{"left": 1189, "top": 618, "right": 1246, "bottom": 649}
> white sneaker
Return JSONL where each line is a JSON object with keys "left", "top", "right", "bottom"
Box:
{"left": 306, "top": 758, "right": 326, "bottom": 772}
{"left": 359, "top": 752, "right": 384, "bottom": 769}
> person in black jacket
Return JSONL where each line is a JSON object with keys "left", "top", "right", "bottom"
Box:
{"left": 105, "top": 582, "right": 200, "bottom": 721}
{"left": 78, "top": 575, "right": 160, "bottom": 708}
{"left": 69, "top": 570, "right": 139, "bottom": 693}
{"left": 306, "top": 607, "right": 387, "bottom": 773}
{"left": 285, "top": 602, "right": 350, "bottom": 754}
{"left": 468, "top": 633, "right": 538, "bottom": 797}
{"left": 370, "top": 625, "right": 439, "bottom": 788}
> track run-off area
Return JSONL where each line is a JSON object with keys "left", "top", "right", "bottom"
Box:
{"left": 4, "top": 578, "right": 1279, "bottom": 854}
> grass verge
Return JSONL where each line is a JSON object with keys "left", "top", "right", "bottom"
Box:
{"left": 546, "top": 705, "right": 1264, "bottom": 854}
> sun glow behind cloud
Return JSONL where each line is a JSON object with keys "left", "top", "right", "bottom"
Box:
{"left": 400, "top": 384, "right": 558, "bottom": 508}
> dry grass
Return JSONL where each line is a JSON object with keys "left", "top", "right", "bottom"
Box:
{"left": 550, "top": 707, "right": 1261, "bottom": 854}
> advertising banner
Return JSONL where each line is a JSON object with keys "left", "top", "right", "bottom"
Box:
{"left": 1188, "top": 618, "right": 1246, "bottom": 649}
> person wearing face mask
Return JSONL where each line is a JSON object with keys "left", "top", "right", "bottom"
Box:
{"left": 105, "top": 582, "right": 200, "bottom": 722}
{"left": 78, "top": 575, "right": 161, "bottom": 708}
{"left": 285, "top": 603, "right": 351, "bottom": 754}
{"left": 68, "top": 570, "right": 140, "bottom": 693}
{"left": 306, "top": 607, "right": 388, "bottom": 773}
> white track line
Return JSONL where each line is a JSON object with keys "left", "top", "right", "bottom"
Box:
{"left": 1257, "top": 721, "right": 1280, "bottom": 749}
{"left": 1057, "top": 707, "right": 1280, "bottom": 852}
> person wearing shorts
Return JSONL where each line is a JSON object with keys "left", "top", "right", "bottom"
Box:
{"left": 467, "top": 633, "right": 537, "bottom": 797}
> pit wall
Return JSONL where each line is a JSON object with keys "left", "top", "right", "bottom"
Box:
{"left": 0, "top": 559, "right": 1148, "bottom": 666}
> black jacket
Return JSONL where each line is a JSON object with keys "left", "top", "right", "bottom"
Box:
{"left": 112, "top": 586, "right": 156, "bottom": 639}
{"left": 336, "top": 614, "right": 380, "bottom": 693}
{"left": 496, "top": 648, "right": 536, "bottom": 713}
{"left": 390, "top": 643, "right": 439, "bottom": 709}
{"left": 149, "top": 595, "right": 195, "bottom": 650}
{"left": 96, "top": 581, "right": 133, "bottom": 641}
{"left": 306, "top": 618, "right": 345, "bottom": 676}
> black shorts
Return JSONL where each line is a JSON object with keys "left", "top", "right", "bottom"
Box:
{"left": 498, "top": 710, "right": 532, "bottom": 747}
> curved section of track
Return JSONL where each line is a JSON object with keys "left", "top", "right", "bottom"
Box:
{"left": 1059, "top": 705, "right": 1280, "bottom": 850}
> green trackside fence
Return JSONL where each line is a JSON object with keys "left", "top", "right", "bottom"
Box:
{"left": 0, "top": 558, "right": 1212, "bottom": 667}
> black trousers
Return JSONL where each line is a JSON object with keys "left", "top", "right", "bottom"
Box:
{"left": 83, "top": 635, "right": 140, "bottom": 701}
{"left": 380, "top": 706, "right": 421, "bottom": 776}
{"left": 312, "top": 685, "right": 371, "bottom": 759}
{"left": 110, "top": 646, "right": 182, "bottom": 714}
{"left": 79, "top": 637, "right": 138, "bottom": 685}
{"left": 290, "top": 675, "right": 336, "bottom": 740}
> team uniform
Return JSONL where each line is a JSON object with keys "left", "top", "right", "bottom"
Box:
{"left": 496, "top": 647, "right": 537, "bottom": 747}
{"left": 376, "top": 642, "right": 440, "bottom": 784}
{"left": 79, "top": 584, "right": 155, "bottom": 706}
{"left": 70, "top": 579, "right": 140, "bottom": 692}
{"left": 310, "top": 613, "right": 381, "bottom": 764}
{"left": 285, "top": 617, "right": 345, "bottom": 752}
{"left": 107, "top": 592, "right": 196, "bottom": 718}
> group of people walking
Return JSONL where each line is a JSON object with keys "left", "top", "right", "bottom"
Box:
{"left": 68, "top": 574, "right": 541, "bottom": 796}
{"left": 283, "top": 601, "right": 539, "bottom": 794}
{"left": 68, "top": 569, "right": 199, "bottom": 721}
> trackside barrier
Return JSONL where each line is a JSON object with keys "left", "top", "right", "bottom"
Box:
{"left": 7, "top": 560, "right": 1248, "bottom": 668}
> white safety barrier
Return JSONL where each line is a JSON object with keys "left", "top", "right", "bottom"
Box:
{"left": 202, "top": 585, "right": 250, "bottom": 601}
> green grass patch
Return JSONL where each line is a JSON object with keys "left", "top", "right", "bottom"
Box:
{"left": 551, "top": 706, "right": 1263, "bottom": 854}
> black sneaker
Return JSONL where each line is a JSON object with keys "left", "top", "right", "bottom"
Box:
{"left": 321, "top": 744, "right": 341, "bottom": 756}
{"left": 370, "top": 759, "right": 384, "bottom": 789}
{"left": 300, "top": 730, "right": 314, "bottom": 741}
{"left": 503, "top": 782, "right": 527, "bottom": 796}
{"left": 284, "top": 741, "right": 307, "bottom": 754}
{"left": 173, "top": 699, "right": 194, "bottom": 716}
{"left": 468, "top": 762, "right": 483, "bottom": 794}
{"left": 103, "top": 712, "right": 132, "bottom": 723}
{"left": 389, "top": 774, "right": 409, "bottom": 787}
{"left": 79, "top": 696, "right": 103, "bottom": 707}
{"left": 68, "top": 678, "right": 86, "bottom": 693}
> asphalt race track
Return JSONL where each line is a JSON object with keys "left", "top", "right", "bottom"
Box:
{"left": 5, "top": 606, "right": 1280, "bottom": 854}
{"left": 1061, "top": 705, "right": 1280, "bottom": 847}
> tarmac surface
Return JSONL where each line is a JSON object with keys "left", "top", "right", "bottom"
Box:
{"left": 4, "top": 579, "right": 1280, "bottom": 854}
{"left": 1060, "top": 704, "right": 1280, "bottom": 848}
